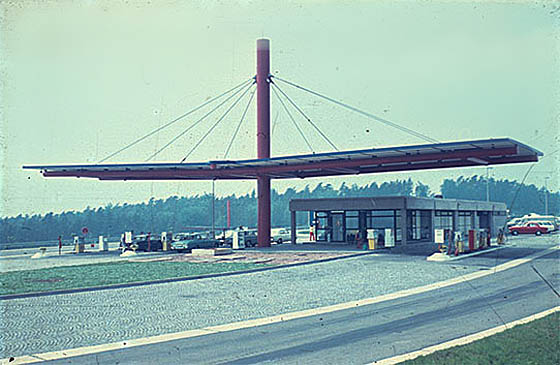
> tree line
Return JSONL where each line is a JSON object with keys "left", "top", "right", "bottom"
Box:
{"left": 0, "top": 176, "right": 557, "bottom": 243}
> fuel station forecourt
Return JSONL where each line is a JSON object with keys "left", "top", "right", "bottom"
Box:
{"left": 23, "top": 39, "right": 543, "bottom": 248}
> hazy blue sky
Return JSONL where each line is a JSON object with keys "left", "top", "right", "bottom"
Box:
{"left": 1, "top": 0, "right": 559, "bottom": 217}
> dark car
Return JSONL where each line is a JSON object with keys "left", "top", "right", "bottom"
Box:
{"left": 120, "top": 234, "right": 162, "bottom": 252}
{"left": 244, "top": 230, "right": 258, "bottom": 247}
{"left": 171, "top": 232, "right": 220, "bottom": 252}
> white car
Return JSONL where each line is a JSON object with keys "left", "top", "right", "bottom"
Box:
{"left": 271, "top": 228, "right": 290, "bottom": 244}
{"left": 506, "top": 218, "right": 522, "bottom": 228}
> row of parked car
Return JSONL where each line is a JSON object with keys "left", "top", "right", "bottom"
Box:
{"left": 506, "top": 214, "right": 559, "bottom": 236}
{"left": 170, "top": 232, "right": 220, "bottom": 252}
{"left": 119, "top": 232, "right": 221, "bottom": 253}
{"left": 216, "top": 227, "right": 292, "bottom": 246}
{"left": 119, "top": 227, "right": 295, "bottom": 253}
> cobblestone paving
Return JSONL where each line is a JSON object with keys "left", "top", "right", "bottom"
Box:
{"left": 0, "top": 253, "right": 487, "bottom": 358}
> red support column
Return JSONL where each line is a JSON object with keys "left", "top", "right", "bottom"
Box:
{"left": 257, "top": 176, "right": 271, "bottom": 247}
{"left": 256, "top": 38, "right": 271, "bottom": 247}
{"left": 226, "top": 200, "right": 231, "bottom": 229}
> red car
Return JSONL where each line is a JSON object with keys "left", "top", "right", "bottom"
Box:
{"left": 508, "top": 222, "right": 548, "bottom": 236}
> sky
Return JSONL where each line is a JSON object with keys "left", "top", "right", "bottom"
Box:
{"left": 1, "top": 0, "right": 559, "bottom": 218}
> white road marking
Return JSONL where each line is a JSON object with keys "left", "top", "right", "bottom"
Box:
{"left": 371, "top": 306, "right": 560, "bottom": 365}
{"left": 1, "top": 244, "right": 557, "bottom": 364}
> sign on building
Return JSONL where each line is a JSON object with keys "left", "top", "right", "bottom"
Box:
{"left": 435, "top": 229, "right": 444, "bottom": 244}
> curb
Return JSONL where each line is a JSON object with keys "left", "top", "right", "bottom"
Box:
{"left": 0, "top": 251, "right": 377, "bottom": 301}
{"left": 427, "top": 245, "right": 507, "bottom": 262}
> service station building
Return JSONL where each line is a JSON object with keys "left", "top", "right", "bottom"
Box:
{"left": 289, "top": 196, "right": 507, "bottom": 246}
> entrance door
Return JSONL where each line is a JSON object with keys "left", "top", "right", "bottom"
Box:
{"left": 332, "top": 213, "right": 344, "bottom": 242}
{"left": 315, "top": 212, "right": 329, "bottom": 242}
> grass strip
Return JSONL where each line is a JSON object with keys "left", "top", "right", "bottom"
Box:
{"left": 0, "top": 261, "right": 269, "bottom": 295}
{"left": 402, "top": 312, "right": 559, "bottom": 365}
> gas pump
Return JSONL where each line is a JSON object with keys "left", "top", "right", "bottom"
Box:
{"left": 384, "top": 228, "right": 394, "bottom": 247}
{"left": 367, "top": 229, "right": 375, "bottom": 250}
{"left": 73, "top": 236, "right": 85, "bottom": 253}
{"left": 454, "top": 231, "right": 463, "bottom": 256}
{"left": 497, "top": 228, "right": 505, "bottom": 245}
{"left": 435, "top": 229, "right": 445, "bottom": 252}
{"left": 446, "top": 229, "right": 455, "bottom": 255}
{"left": 468, "top": 230, "right": 476, "bottom": 251}
{"left": 161, "top": 231, "right": 172, "bottom": 251}
{"left": 98, "top": 235, "right": 108, "bottom": 252}
{"left": 233, "top": 229, "right": 246, "bottom": 250}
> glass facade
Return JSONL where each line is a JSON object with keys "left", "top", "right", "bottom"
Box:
{"left": 406, "top": 210, "right": 431, "bottom": 241}
{"left": 305, "top": 200, "right": 505, "bottom": 245}
{"left": 365, "top": 210, "right": 400, "bottom": 244}
{"left": 313, "top": 210, "right": 400, "bottom": 244}
{"left": 345, "top": 211, "right": 359, "bottom": 243}
{"left": 477, "top": 211, "right": 489, "bottom": 229}
{"left": 315, "top": 211, "right": 330, "bottom": 241}
{"left": 457, "top": 211, "right": 473, "bottom": 237}
{"left": 434, "top": 211, "right": 453, "bottom": 230}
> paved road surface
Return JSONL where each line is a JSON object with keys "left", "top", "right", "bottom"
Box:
{"left": 39, "top": 244, "right": 559, "bottom": 364}
{"left": 1, "top": 236, "right": 557, "bottom": 364}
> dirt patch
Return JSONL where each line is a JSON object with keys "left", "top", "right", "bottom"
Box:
{"left": 164, "top": 251, "right": 359, "bottom": 265}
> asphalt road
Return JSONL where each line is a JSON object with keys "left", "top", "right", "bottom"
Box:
{"left": 38, "top": 243, "right": 559, "bottom": 364}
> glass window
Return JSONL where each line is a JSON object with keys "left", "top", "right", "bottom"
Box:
{"left": 457, "top": 211, "right": 473, "bottom": 236}
{"left": 370, "top": 210, "right": 395, "bottom": 216}
{"left": 407, "top": 210, "right": 424, "bottom": 241}
{"left": 346, "top": 216, "right": 359, "bottom": 230}
{"left": 395, "top": 214, "right": 401, "bottom": 242}
{"left": 435, "top": 210, "right": 453, "bottom": 230}
{"left": 313, "top": 211, "right": 330, "bottom": 242}
{"left": 420, "top": 210, "right": 431, "bottom": 240}
{"left": 365, "top": 210, "right": 399, "bottom": 243}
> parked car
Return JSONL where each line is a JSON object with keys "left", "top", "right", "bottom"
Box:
{"left": 244, "top": 229, "right": 258, "bottom": 247}
{"left": 216, "top": 230, "right": 234, "bottom": 246}
{"left": 506, "top": 217, "right": 522, "bottom": 229}
{"left": 515, "top": 214, "right": 558, "bottom": 231}
{"left": 528, "top": 221, "right": 555, "bottom": 232}
{"left": 508, "top": 222, "right": 549, "bottom": 236}
{"left": 120, "top": 234, "right": 162, "bottom": 252}
{"left": 173, "top": 232, "right": 193, "bottom": 242}
{"left": 170, "top": 232, "right": 220, "bottom": 252}
{"left": 271, "top": 228, "right": 290, "bottom": 244}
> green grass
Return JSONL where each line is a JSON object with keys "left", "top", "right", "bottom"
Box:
{"left": 402, "top": 312, "right": 560, "bottom": 365}
{"left": 0, "top": 261, "right": 269, "bottom": 295}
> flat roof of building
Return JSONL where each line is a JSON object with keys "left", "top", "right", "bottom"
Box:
{"left": 289, "top": 196, "right": 507, "bottom": 212}
{"left": 23, "top": 137, "right": 541, "bottom": 180}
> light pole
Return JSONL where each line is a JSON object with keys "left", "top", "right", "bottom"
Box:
{"left": 544, "top": 177, "right": 549, "bottom": 215}
{"left": 486, "top": 167, "right": 493, "bottom": 202}
{"left": 212, "top": 179, "right": 216, "bottom": 239}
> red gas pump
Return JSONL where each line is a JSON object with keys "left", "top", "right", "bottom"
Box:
{"left": 468, "top": 230, "right": 475, "bottom": 251}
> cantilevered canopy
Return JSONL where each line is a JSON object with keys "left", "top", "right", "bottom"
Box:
{"left": 23, "top": 138, "right": 542, "bottom": 181}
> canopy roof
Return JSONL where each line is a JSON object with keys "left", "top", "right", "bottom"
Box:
{"left": 23, "top": 138, "right": 542, "bottom": 181}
